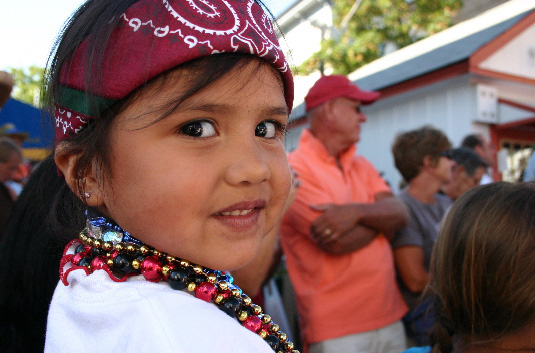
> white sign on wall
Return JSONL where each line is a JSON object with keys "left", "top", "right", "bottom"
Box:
{"left": 474, "top": 84, "right": 498, "bottom": 123}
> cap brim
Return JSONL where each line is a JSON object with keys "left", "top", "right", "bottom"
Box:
{"left": 348, "top": 90, "right": 381, "bottom": 105}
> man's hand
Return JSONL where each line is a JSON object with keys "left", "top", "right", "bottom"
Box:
{"left": 309, "top": 203, "right": 362, "bottom": 243}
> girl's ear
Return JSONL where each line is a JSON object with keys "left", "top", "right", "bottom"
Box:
{"left": 54, "top": 145, "right": 104, "bottom": 207}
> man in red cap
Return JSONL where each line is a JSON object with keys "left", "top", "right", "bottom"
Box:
{"left": 280, "top": 75, "right": 409, "bottom": 353}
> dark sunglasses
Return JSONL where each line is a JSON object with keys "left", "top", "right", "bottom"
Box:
{"left": 440, "top": 150, "right": 454, "bottom": 159}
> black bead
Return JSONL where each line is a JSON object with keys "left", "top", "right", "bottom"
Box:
{"left": 245, "top": 305, "right": 256, "bottom": 316}
{"left": 219, "top": 297, "right": 242, "bottom": 317}
{"left": 264, "top": 335, "right": 280, "bottom": 351}
{"left": 113, "top": 253, "right": 134, "bottom": 275}
{"left": 168, "top": 268, "right": 189, "bottom": 290}
{"left": 78, "top": 257, "right": 92, "bottom": 267}
{"left": 193, "top": 274, "right": 207, "bottom": 285}
{"left": 91, "top": 247, "right": 103, "bottom": 257}
{"left": 75, "top": 244, "right": 86, "bottom": 254}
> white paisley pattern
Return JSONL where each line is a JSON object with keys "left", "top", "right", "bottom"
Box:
{"left": 55, "top": 107, "right": 88, "bottom": 139}
{"left": 164, "top": 0, "right": 240, "bottom": 35}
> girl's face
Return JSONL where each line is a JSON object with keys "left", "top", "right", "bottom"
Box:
{"left": 96, "top": 61, "right": 291, "bottom": 271}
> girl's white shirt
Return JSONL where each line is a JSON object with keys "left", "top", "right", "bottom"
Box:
{"left": 45, "top": 269, "right": 274, "bottom": 352}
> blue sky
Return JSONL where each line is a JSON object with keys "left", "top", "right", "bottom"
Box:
{"left": 0, "top": 0, "right": 295, "bottom": 71}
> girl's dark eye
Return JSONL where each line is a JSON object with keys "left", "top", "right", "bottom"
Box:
{"left": 256, "top": 121, "right": 278, "bottom": 138}
{"left": 180, "top": 121, "right": 216, "bottom": 137}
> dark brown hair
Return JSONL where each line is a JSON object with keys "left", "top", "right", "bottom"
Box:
{"left": 391, "top": 125, "right": 452, "bottom": 183}
{"left": 429, "top": 182, "right": 535, "bottom": 353}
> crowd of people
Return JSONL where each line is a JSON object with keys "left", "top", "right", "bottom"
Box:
{"left": 0, "top": 1, "right": 534, "bottom": 352}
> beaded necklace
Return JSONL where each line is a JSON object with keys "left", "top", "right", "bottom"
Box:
{"left": 60, "top": 210, "right": 298, "bottom": 353}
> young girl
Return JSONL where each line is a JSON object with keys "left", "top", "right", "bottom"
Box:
{"left": 42, "top": 0, "right": 298, "bottom": 351}
{"left": 405, "top": 181, "right": 535, "bottom": 353}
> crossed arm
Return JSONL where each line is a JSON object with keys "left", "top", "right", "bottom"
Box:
{"left": 309, "top": 192, "right": 408, "bottom": 255}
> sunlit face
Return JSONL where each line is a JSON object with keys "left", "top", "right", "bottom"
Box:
{"left": 0, "top": 151, "right": 22, "bottom": 183}
{"left": 96, "top": 60, "right": 291, "bottom": 271}
{"left": 477, "top": 137, "right": 495, "bottom": 165}
{"left": 331, "top": 97, "right": 366, "bottom": 145}
{"left": 452, "top": 166, "right": 485, "bottom": 199}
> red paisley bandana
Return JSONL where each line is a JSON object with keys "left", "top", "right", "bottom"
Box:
{"left": 55, "top": 0, "right": 293, "bottom": 141}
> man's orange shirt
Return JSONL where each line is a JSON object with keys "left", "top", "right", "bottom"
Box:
{"left": 280, "top": 129, "right": 407, "bottom": 347}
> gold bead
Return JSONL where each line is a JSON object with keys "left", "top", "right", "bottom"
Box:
{"left": 252, "top": 304, "right": 262, "bottom": 315}
{"left": 139, "top": 245, "right": 150, "bottom": 255}
{"left": 219, "top": 281, "right": 229, "bottom": 291}
{"left": 232, "top": 289, "right": 241, "bottom": 297}
{"left": 152, "top": 249, "right": 161, "bottom": 257}
{"left": 278, "top": 332, "right": 287, "bottom": 342}
{"left": 187, "top": 282, "right": 196, "bottom": 292}
{"left": 271, "top": 324, "right": 280, "bottom": 332}
{"left": 115, "top": 243, "right": 124, "bottom": 252}
{"left": 238, "top": 311, "right": 248, "bottom": 321}
{"left": 242, "top": 295, "right": 252, "bottom": 306}
{"left": 132, "top": 259, "right": 141, "bottom": 270}
{"left": 262, "top": 315, "right": 272, "bottom": 324}
{"left": 103, "top": 242, "right": 113, "bottom": 251}
{"left": 162, "top": 265, "right": 171, "bottom": 277}
{"left": 285, "top": 341, "right": 294, "bottom": 350}
{"left": 86, "top": 237, "right": 94, "bottom": 246}
{"left": 180, "top": 260, "right": 190, "bottom": 268}
{"left": 259, "top": 329, "right": 268, "bottom": 338}
{"left": 292, "top": 350, "right": 300, "bottom": 353}
{"left": 79, "top": 234, "right": 87, "bottom": 242}
{"left": 214, "top": 294, "right": 225, "bottom": 304}
{"left": 192, "top": 265, "right": 203, "bottom": 274}
{"left": 126, "top": 244, "right": 136, "bottom": 253}
{"left": 107, "top": 259, "right": 114, "bottom": 267}
{"left": 93, "top": 239, "right": 102, "bottom": 248}
{"left": 207, "top": 273, "right": 217, "bottom": 283}
{"left": 166, "top": 255, "right": 176, "bottom": 263}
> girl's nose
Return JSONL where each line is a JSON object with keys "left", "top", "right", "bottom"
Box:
{"left": 224, "top": 140, "right": 270, "bottom": 186}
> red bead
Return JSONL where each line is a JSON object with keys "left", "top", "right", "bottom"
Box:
{"left": 195, "top": 282, "right": 217, "bottom": 302}
{"left": 219, "top": 289, "right": 232, "bottom": 300}
{"left": 72, "top": 252, "right": 85, "bottom": 265}
{"left": 163, "top": 263, "right": 175, "bottom": 280}
{"left": 243, "top": 315, "right": 262, "bottom": 333}
{"left": 262, "top": 323, "right": 272, "bottom": 332}
{"left": 83, "top": 244, "right": 92, "bottom": 253}
{"left": 141, "top": 256, "right": 163, "bottom": 282}
{"left": 110, "top": 250, "right": 119, "bottom": 259}
{"left": 91, "top": 256, "right": 108, "bottom": 270}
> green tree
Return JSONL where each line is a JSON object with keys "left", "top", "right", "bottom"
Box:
{"left": 8, "top": 65, "right": 45, "bottom": 107}
{"left": 298, "top": 0, "right": 463, "bottom": 75}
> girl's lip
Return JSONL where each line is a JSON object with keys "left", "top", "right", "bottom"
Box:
{"left": 212, "top": 199, "right": 266, "bottom": 231}
{"left": 214, "top": 199, "right": 266, "bottom": 215}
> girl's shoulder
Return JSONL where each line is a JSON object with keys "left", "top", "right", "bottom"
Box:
{"left": 47, "top": 269, "right": 274, "bottom": 352}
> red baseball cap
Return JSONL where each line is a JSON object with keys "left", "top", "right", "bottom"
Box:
{"left": 305, "top": 75, "right": 380, "bottom": 112}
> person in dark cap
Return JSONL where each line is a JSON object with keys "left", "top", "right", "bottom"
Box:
{"left": 280, "top": 75, "right": 409, "bottom": 353}
{"left": 461, "top": 133, "right": 495, "bottom": 184}
{"left": 441, "top": 147, "right": 488, "bottom": 201}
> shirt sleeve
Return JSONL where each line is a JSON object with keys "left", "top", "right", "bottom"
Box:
{"left": 391, "top": 204, "right": 424, "bottom": 249}
{"left": 356, "top": 156, "right": 392, "bottom": 197}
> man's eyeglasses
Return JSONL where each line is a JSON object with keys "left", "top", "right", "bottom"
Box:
{"left": 440, "top": 150, "right": 454, "bottom": 159}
